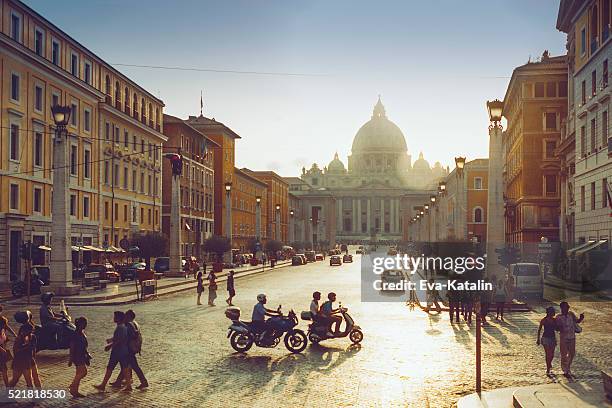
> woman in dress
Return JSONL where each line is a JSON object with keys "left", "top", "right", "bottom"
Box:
{"left": 0, "top": 316, "right": 15, "bottom": 386}
{"left": 9, "top": 323, "right": 37, "bottom": 387}
{"left": 208, "top": 271, "right": 217, "bottom": 306}
{"left": 69, "top": 317, "right": 91, "bottom": 397}
{"left": 537, "top": 306, "right": 557, "bottom": 375}
{"left": 196, "top": 271, "right": 204, "bottom": 306}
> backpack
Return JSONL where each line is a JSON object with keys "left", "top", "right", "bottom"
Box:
{"left": 128, "top": 322, "right": 142, "bottom": 354}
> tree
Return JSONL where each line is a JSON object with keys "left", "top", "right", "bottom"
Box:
{"left": 290, "top": 241, "right": 304, "bottom": 252}
{"left": 203, "top": 235, "right": 231, "bottom": 262}
{"left": 264, "top": 239, "right": 283, "bottom": 255}
{"left": 246, "top": 237, "right": 259, "bottom": 255}
{"left": 131, "top": 232, "right": 168, "bottom": 268}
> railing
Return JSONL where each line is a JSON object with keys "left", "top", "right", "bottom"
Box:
{"left": 124, "top": 105, "right": 130, "bottom": 115}
{"left": 115, "top": 100, "right": 121, "bottom": 110}
{"left": 133, "top": 111, "right": 139, "bottom": 120}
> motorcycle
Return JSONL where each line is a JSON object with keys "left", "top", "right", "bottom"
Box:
{"left": 302, "top": 305, "right": 363, "bottom": 345}
{"left": 14, "top": 309, "right": 76, "bottom": 351}
{"left": 225, "top": 306, "right": 308, "bottom": 354}
{"left": 11, "top": 275, "right": 45, "bottom": 298}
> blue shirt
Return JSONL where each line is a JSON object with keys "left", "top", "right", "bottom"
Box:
{"left": 321, "top": 300, "right": 333, "bottom": 315}
{"left": 252, "top": 303, "right": 266, "bottom": 321}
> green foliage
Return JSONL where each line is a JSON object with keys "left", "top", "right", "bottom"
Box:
{"left": 203, "top": 235, "right": 231, "bottom": 261}
{"left": 131, "top": 232, "right": 168, "bottom": 267}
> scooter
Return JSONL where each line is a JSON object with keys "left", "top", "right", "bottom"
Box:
{"left": 303, "top": 305, "right": 363, "bottom": 345}
{"left": 225, "top": 306, "right": 308, "bottom": 354}
{"left": 14, "top": 309, "right": 76, "bottom": 351}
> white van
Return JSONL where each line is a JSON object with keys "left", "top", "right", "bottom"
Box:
{"left": 509, "top": 263, "right": 542, "bottom": 299}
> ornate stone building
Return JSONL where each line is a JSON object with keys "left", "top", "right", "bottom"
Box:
{"left": 291, "top": 98, "right": 447, "bottom": 244}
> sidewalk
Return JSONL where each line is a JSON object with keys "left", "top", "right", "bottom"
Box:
{"left": 5, "top": 260, "right": 292, "bottom": 306}
{"left": 457, "top": 380, "right": 609, "bottom": 408}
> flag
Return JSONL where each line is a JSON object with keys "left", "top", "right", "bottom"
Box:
{"left": 185, "top": 222, "right": 192, "bottom": 231}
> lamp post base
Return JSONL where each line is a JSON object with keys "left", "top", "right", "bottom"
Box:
{"left": 48, "top": 283, "right": 81, "bottom": 296}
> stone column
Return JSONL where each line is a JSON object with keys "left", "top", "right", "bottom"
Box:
{"left": 352, "top": 198, "right": 357, "bottom": 233}
{"left": 390, "top": 199, "right": 396, "bottom": 233}
{"left": 486, "top": 125, "right": 505, "bottom": 279}
{"left": 168, "top": 174, "right": 183, "bottom": 276}
{"left": 337, "top": 199, "right": 342, "bottom": 234}
{"left": 357, "top": 199, "right": 362, "bottom": 234}
{"left": 367, "top": 199, "right": 371, "bottom": 234}
{"left": 380, "top": 198, "right": 385, "bottom": 234}
{"left": 50, "top": 125, "right": 79, "bottom": 294}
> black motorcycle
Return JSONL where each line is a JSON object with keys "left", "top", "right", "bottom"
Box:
{"left": 11, "top": 276, "right": 45, "bottom": 298}
{"left": 14, "top": 310, "right": 76, "bottom": 351}
{"left": 226, "top": 306, "right": 308, "bottom": 353}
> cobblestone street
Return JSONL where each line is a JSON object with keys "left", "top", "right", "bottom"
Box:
{"left": 2, "top": 255, "right": 611, "bottom": 407}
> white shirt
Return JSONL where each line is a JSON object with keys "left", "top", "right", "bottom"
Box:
{"left": 310, "top": 300, "right": 319, "bottom": 316}
{"left": 556, "top": 313, "right": 576, "bottom": 340}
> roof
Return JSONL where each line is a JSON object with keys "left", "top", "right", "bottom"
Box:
{"left": 11, "top": 0, "right": 163, "bottom": 105}
{"left": 556, "top": 0, "right": 586, "bottom": 33}
{"left": 163, "top": 114, "right": 220, "bottom": 147}
{"left": 234, "top": 167, "right": 268, "bottom": 187}
{"left": 284, "top": 177, "right": 307, "bottom": 185}
{"left": 186, "top": 115, "right": 242, "bottom": 139}
{"left": 243, "top": 169, "right": 288, "bottom": 184}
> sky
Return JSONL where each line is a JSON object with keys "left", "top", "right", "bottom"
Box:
{"left": 24, "top": 0, "right": 566, "bottom": 176}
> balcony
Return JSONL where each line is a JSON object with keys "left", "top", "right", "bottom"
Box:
{"left": 149, "top": 120, "right": 154, "bottom": 128}
{"left": 105, "top": 95, "right": 112, "bottom": 104}
{"left": 133, "top": 111, "right": 139, "bottom": 120}
{"left": 124, "top": 105, "right": 130, "bottom": 115}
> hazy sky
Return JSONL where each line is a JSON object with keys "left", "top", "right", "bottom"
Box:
{"left": 25, "top": 0, "right": 565, "bottom": 176}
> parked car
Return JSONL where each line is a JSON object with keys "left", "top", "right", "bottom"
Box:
{"left": 329, "top": 255, "right": 342, "bottom": 266}
{"left": 84, "top": 264, "right": 120, "bottom": 283}
{"left": 509, "top": 263, "right": 543, "bottom": 299}
{"left": 117, "top": 262, "right": 146, "bottom": 281}
{"left": 381, "top": 269, "right": 404, "bottom": 290}
{"left": 291, "top": 256, "right": 305, "bottom": 266}
{"left": 154, "top": 257, "right": 170, "bottom": 273}
{"left": 315, "top": 253, "right": 324, "bottom": 261}
{"left": 343, "top": 254, "right": 353, "bottom": 263}
{"left": 295, "top": 254, "right": 307, "bottom": 264}
{"left": 305, "top": 251, "right": 316, "bottom": 262}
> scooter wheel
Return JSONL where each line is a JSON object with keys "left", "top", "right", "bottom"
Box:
{"left": 349, "top": 329, "right": 363, "bottom": 344}
{"left": 308, "top": 333, "right": 321, "bottom": 344}
{"left": 284, "top": 329, "right": 307, "bottom": 353}
{"left": 230, "top": 331, "right": 254, "bottom": 353}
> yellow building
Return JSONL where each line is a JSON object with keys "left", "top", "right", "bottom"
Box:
{"left": 0, "top": 0, "right": 165, "bottom": 284}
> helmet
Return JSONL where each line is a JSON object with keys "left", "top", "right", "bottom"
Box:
{"left": 41, "top": 292, "right": 54, "bottom": 304}
{"left": 257, "top": 293, "right": 267, "bottom": 302}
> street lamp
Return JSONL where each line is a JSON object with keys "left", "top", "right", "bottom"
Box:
{"left": 50, "top": 104, "right": 75, "bottom": 293}
{"left": 455, "top": 156, "right": 466, "bottom": 174}
{"left": 289, "top": 210, "right": 295, "bottom": 243}
{"left": 255, "top": 195, "right": 262, "bottom": 259}
{"left": 224, "top": 182, "right": 232, "bottom": 262}
{"left": 275, "top": 204, "right": 281, "bottom": 241}
{"left": 430, "top": 195, "right": 436, "bottom": 204}
{"left": 424, "top": 204, "right": 429, "bottom": 211}
{"left": 487, "top": 99, "right": 504, "bottom": 128}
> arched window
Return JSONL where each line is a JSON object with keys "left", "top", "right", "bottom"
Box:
{"left": 133, "top": 93, "right": 138, "bottom": 118}
{"left": 473, "top": 207, "right": 483, "bottom": 223}
{"left": 140, "top": 98, "right": 145, "bottom": 122}
{"left": 114, "top": 81, "right": 120, "bottom": 105}
{"left": 124, "top": 87, "right": 129, "bottom": 113}
{"left": 105, "top": 75, "right": 111, "bottom": 95}
{"left": 148, "top": 103, "right": 153, "bottom": 126}
{"left": 155, "top": 108, "right": 160, "bottom": 130}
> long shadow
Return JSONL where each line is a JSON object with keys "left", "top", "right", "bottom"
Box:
{"left": 450, "top": 322, "right": 473, "bottom": 350}
{"left": 481, "top": 323, "right": 510, "bottom": 348}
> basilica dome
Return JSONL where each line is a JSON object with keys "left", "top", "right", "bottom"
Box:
{"left": 351, "top": 97, "right": 408, "bottom": 154}
{"left": 412, "top": 152, "right": 430, "bottom": 171}
{"left": 327, "top": 152, "right": 346, "bottom": 173}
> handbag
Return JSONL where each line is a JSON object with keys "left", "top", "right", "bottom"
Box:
{"left": 574, "top": 323, "right": 582, "bottom": 333}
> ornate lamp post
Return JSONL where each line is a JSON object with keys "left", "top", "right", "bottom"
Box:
{"left": 289, "top": 210, "right": 295, "bottom": 244}
{"left": 454, "top": 156, "right": 466, "bottom": 239}
{"left": 225, "top": 182, "right": 232, "bottom": 263}
{"left": 255, "top": 196, "right": 262, "bottom": 260}
{"left": 275, "top": 204, "right": 281, "bottom": 241}
{"left": 50, "top": 105, "right": 78, "bottom": 294}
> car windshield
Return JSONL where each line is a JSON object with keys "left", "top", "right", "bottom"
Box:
{"left": 513, "top": 264, "right": 540, "bottom": 276}
{"left": 86, "top": 266, "right": 105, "bottom": 272}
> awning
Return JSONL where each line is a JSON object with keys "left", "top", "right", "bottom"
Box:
{"left": 38, "top": 245, "right": 51, "bottom": 251}
{"left": 575, "top": 239, "right": 608, "bottom": 256}
{"left": 567, "top": 241, "right": 594, "bottom": 257}
{"left": 83, "top": 245, "right": 104, "bottom": 252}
{"left": 109, "top": 246, "right": 125, "bottom": 253}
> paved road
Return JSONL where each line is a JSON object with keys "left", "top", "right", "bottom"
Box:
{"left": 2, "top": 254, "right": 610, "bottom": 407}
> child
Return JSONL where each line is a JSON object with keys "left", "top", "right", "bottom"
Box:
{"left": 69, "top": 317, "right": 90, "bottom": 397}
{"left": 10, "top": 324, "right": 37, "bottom": 387}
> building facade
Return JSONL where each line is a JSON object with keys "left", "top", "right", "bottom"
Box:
{"left": 244, "top": 170, "right": 289, "bottom": 243}
{"left": 502, "top": 52, "right": 568, "bottom": 257}
{"left": 161, "top": 114, "right": 216, "bottom": 259}
{"left": 232, "top": 167, "right": 268, "bottom": 252}
{"left": 0, "top": 0, "right": 165, "bottom": 283}
{"left": 298, "top": 98, "right": 443, "bottom": 243}
{"left": 558, "top": 0, "right": 611, "bottom": 245}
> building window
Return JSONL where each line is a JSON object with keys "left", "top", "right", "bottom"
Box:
{"left": 132, "top": 206, "right": 137, "bottom": 223}
{"left": 84, "top": 109, "right": 91, "bottom": 132}
{"left": 140, "top": 172, "right": 145, "bottom": 193}
{"left": 104, "top": 201, "right": 109, "bottom": 220}
{"left": 124, "top": 205, "right": 128, "bottom": 222}
{"left": 473, "top": 207, "right": 483, "bottom": 223}
{"left": 114, "top": 203, "right": 119, "bottom": 221}
{"left": 124, "top": 130, "right": 129, "bottom": 148}
{"left": 534, "top": 82, "right": 545, "bottom": 97}
{"left": 84, "top": 61, "right": 92, "bottom": 84}
{"left": 104, "top": 122, "right": 110, "bottom": 140}
{"left": 70, "top": 194, "right": 76, "bottom": 216}
{"left": 51, "top": 39, "right": 60, "bottom": 65}
{"left": 70, "top": 145, "right": 78, "bottom": 176}
{"left": 123, "top": 166, "right": 128, "bottom": 189}
{"left": 114, "top": 126, "right": 120, "bottom": 143}
{"left": 114, "top": 164, "right": 119, "bottom": 186}
{"left": 545, "top": 112, "right": 557, "bottom": 130}
{"left": 604, "top": 59, "right": 609, "bottom": 88}
{"left": 132, "top": 170, "right": 137, "bottom": 191}
{"left": 52, "top": 93, "right": 59, "bottom": 109}
{"left": 545, "top": 140, "right": 556, "bottom": 158}
{"left": 559, "top": 81, "right": 568, "bottom": 97}
{"left": 34, "top": 132, "right": 43, "bottom": 167}
{"left": 591, "top": 118, "right": 597, "bottom": 153}
{"left": 580, "top": 27, "right": 586, "bottom": 55}
{"left": 10, "top": 11, "right": 22, "bottom": 42}
{"left": 603, "top": 111, "right": 609, "bottom": 146}
{"left": 83, "top": 196, "right": 90, "bottom": 218}
{"left": 580, "top": 126, "right": 586, "bottom": 155}
{"left": 10, "top": 184, "right": 19, "bottom": 210}
{"left": 84, "top": 148, "right": 91, "bottom": 179}
{"left": 70, "top": 103, "right": 77, "bottom": 126}
{"left": 581, "top": 185, "right": 586, "bottom": 212}
{"left": 546, "top": 82, "right": 556, "bottom": 97}
{"left": 591, "top": 182, "right": 596, "bottom": 210}
{"left": 11, "top": 73, "right": 20, "bottom": 102}
{"left": 603, "top": 178, "right": 609, "bottom": 208}
{"left": 141, "top": 140, "right": 145, "bottom": 154}
{"left": 581, "top": 80, "right": 586, "bottom": 105}
{"left": 33, "top": 187, "right": 42, "bottom": 213}
{"left": 592, "top": 70, "right": 597, "bottom": 96}
{"left": 104, "top": 161, "right": 110, "bottom": 184}
{"left": 133, "top": 135, "right": 137, "bottom": 152}
{"left": 473, "top": 177, "right": 483, "bottom": 190}
{"left": 34, "top": 85, "right": 43, "bottom": 112}
{"left": 34, "top": 28, "right": 44, "bottom": 56}
{"left": 545, "top": 175, "right": 557, "bottom": 196}
{"left": 10, "top": 124, "right": 20, "bottom": 161}
{"left": 70, "top": 52, "right": 79, "bottom": 77}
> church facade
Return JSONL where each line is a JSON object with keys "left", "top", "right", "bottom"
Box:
{"left": 288, "top": 98, "right": 447, "bottom": 245}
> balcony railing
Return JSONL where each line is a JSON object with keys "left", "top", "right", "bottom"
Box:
{"left": 124, "top": 105, "right": 130, "bottom": 115}
{"left": 133, "top": 111, "right": 139, "bottom": 120}
{"left": 105, "top": 95, "right": 112, "bottom": 104}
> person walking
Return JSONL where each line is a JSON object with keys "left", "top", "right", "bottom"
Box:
{"left": 94, "top": 311, "right": 131, "bottom": 392}
{"left": 9, "top": 323, "right": 37, "bottom": 387}
{"left": 196, "top": 271, "right": 204, "bottom": 306}
{"left": 110, "top": 310, "right": 148, "bottom": 390}
{"left": 479, "top": 278, "right": 493, "bottom": 325}
{"left": 208, "top": 271, "right": 217, "bottom": 306}
{"left": 446, "top": 288, "right": 460, "bottom": 323}
{"left": 425, "top": 279, "right": 441, "bottom": 313}
{"left": 226, "top": 270, "right": 235, "bottom": 306}
{"left": 463, "top": 289, "right": 474, "bottom": 325}
{"left": 68, "top": 317, "right": 91, "bottom": 398}
{"left": 494, "top": 277, "right": 508, "bottom": 321}
{"left": 0, "top": 316, "right": 14, "bottom": 386}
{"left": 537, "top": 307, "right": 557, "bottom": 375}
{"left": 556, "top": 301, "right": 584, "bottom": 377}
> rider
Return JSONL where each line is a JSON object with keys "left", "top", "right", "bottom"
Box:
{"left": 310, "top": 291, "right": 322, "bottom": 322}
{"left": 40, "top": 292, "right": 63, "bottom": 343}
{"left": 320, "top": 292, "right": 342, "bottom": 336}
{"left": 252, "top": 293, "right": 281, "bottom": 340}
